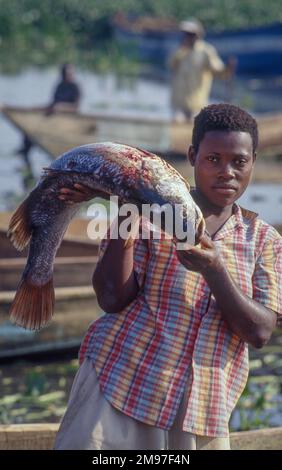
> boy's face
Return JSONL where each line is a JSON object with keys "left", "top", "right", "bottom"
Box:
{"left": 188, "top": 130, "right": 256, "bottom": 208}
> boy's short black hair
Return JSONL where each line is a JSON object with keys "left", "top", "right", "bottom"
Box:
{"left": 192, "top": 103, "right": 258, "bottom": 153}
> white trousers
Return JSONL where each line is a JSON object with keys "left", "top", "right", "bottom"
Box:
{"left": 54, "top": 358, "right": 230, "bottom": 450}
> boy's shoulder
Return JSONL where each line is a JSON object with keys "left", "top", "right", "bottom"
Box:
{"left": 239, "top": 204, "right": 282, "bottom": 245}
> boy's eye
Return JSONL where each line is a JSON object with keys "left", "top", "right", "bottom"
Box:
{"left": 207, "top": 155, "right": 218, "bottom": 162}
{"left": 235, "top": 159, "right": 247, "bottom": 166}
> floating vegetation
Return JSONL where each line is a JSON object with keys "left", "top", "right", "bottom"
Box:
{"left": 1, "top": 351, "right": 282, "bottom": 430}
{"left": 0, "top": 359, "right": 78, "bottom": 425}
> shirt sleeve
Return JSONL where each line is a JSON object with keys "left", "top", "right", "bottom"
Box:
{"left": 252, "top": 236, "right": 282, "bottom": 316}
{"left": 205, "top": 44, "right": 226, "bottom": 74}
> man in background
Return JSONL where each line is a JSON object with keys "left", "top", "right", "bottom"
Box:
{"left": 45, "top": 63, "right": 81, "bottom": 115}
{"left": 169, "top": 19, "right": 235, "bottom": 121}
{"left": 17, "top": 63, "right": 81, "bottom": 158}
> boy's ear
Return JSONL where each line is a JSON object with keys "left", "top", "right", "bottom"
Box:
{"left": 252, "top": 152, "right": 257, "bottom": 164}
{"left": 188, "top": 145, "right": 196, "bottom": 166}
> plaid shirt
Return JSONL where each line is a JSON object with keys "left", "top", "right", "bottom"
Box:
{"left": 79, "top": 204, "right": 282, "bottom": 437}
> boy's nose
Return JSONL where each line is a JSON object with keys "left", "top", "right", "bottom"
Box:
{"left": 218, "top": 164, "right": 235, "bottom": 179}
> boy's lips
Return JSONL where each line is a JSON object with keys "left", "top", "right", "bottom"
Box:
{"left": 212, "top": 184, "right": 237, "bottom": 195}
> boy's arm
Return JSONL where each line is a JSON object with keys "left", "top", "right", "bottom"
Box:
{"left": 176, "top": 236, "right": 277, "bottom": 349}
{"left": 93, "top": 214, "right": 140, "bottom": 313}
{"left": 58, "top": 184, "right": 141, "bottom": 313}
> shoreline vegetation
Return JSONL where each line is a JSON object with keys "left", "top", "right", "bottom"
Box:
{"left": 0, "top": 0, "right": 282, "bottom": 74}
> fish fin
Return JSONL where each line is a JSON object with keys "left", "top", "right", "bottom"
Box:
{"left": 7, "top": 198, "right": 33, "bottom": 251}
{"left": 10, "top": 278, "right": 55, "bottom": 330}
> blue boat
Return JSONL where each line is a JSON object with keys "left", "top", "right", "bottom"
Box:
{"left": 208, "top": 23, "right": 282, "bottom": 76}
{"left": 113, "top": 17, "right": 282, "bottom": 77}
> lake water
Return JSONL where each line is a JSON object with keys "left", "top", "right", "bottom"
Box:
{"left": 0, "top": 68, "right": 281, "bottom": 225}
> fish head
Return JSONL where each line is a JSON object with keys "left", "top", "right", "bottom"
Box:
{"left": 136, "top": 158, "right": 205, "bottom": 245}
{"left": 194, "top": 205, "right": 206, "bottom": 245}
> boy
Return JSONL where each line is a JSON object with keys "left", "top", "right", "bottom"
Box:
{"left": 55, "top": 104, "right": 282, "bottom": 450}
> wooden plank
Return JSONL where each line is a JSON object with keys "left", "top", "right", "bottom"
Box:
{"left": 0, "top": 212, "right": 100, "bottom": 240}
{"left": 0, "top": 424, "right": 59, "bottom": 450}
{"left": 0, "top": 256, "right": 98, "bottom": 290}
{"left": 0, "top": 424, "right": 281, "bottom": 450}
{"left": 0, "top": 285, "right": 96, "bottom": 305}
{"left": 230, "top": 427, "right": 282, "bottom": 450}
{"left": 0, "top": 229, "right": 99, "bottom": 259}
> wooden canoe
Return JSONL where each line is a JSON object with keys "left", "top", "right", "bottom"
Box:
{"left": 0, "top": 213, "right": 103, "bottom": 359}
{"left": 1, "top": 424, "right": 281, "bottom": 450}
{"left": 1, "top": 105, "right": 171, "bottom": 156}
{"left": 2, "top": 105, "right": 282, "bottom": 158}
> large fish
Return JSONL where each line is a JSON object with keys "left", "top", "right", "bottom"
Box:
{"left": 8, "top": 142, "right": 205, "bottom": 330}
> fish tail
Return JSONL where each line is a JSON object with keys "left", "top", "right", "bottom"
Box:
{"left": 7, "top": 198, "right": 33, "bottom": 251}
{"left": 10, "top": 277, "right": 55, "bottom": 330}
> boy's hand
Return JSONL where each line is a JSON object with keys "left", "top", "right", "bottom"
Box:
{"left": 175, "top": 235, "right": 224, "bottom": 275}
{"left": 58, "top": 183, "right": 110, "bottom": 204}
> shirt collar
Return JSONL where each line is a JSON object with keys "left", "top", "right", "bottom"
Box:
{"left": 212, "top": 203, "right": 258, "bottom": 241}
